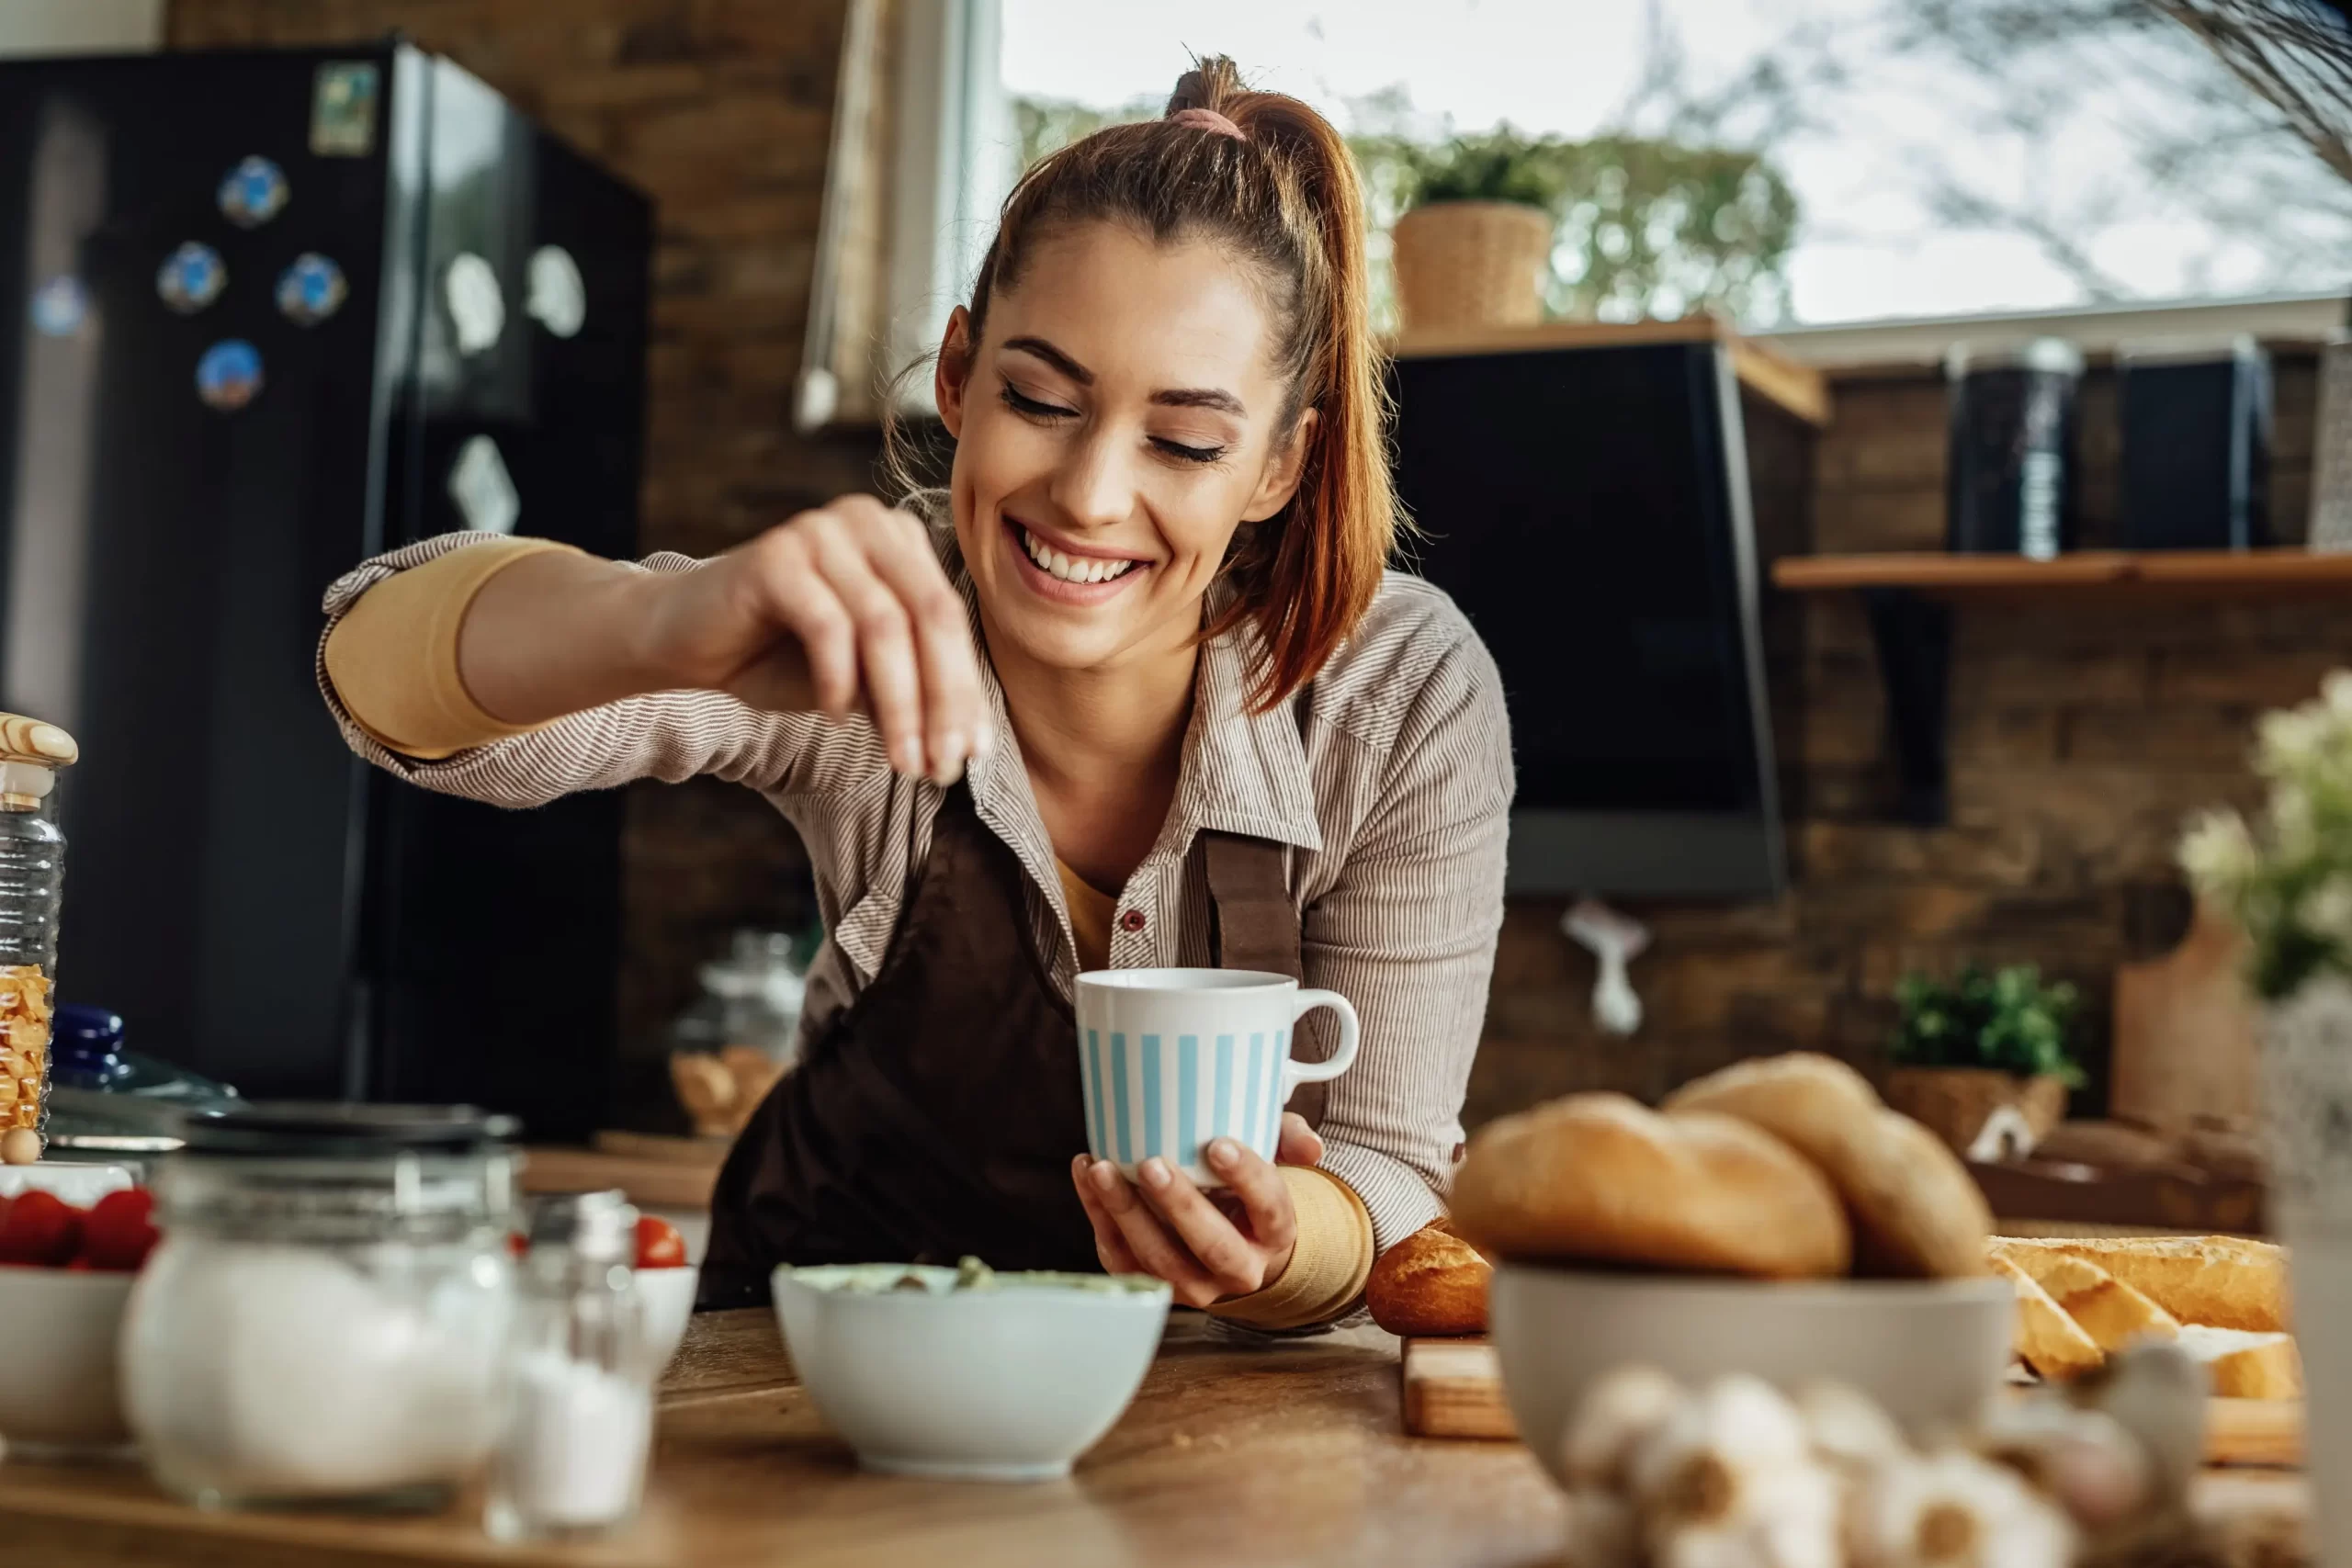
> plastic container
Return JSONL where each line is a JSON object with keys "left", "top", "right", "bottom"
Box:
{"left": 119, "top": 1103, "right": 520, "bottom": 1511}
{"left": 0, "top": 714, "right": 77, "bottom": 1164}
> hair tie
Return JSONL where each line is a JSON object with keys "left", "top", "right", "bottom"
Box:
{"left": 1169, "top": 107, "right": 1246, "bottom": 141}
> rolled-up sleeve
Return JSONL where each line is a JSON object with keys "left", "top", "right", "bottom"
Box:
{"left": 316, "top": 533, "right": 824, "bottom": 807}
{"left": 1306, "top": 632, "right": 1514, "bottom": 1249}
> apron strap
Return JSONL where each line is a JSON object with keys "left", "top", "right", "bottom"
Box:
{"left": 1202, "top": 830, "right": 1301, "bottom": 982}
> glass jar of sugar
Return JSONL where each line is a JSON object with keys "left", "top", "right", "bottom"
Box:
{"left": 119, "top": 1103, "right": 520, "bottom": 1511}
{"left": 486, "top": 1189, "right": 656, "bottom": 1541}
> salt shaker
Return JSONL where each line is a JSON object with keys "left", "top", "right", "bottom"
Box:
{"left": 487, "top": 1190, "right": 655, "bottom": 1541}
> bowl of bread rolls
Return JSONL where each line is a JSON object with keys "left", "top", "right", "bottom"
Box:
{"left": 1445, "top": 1053, "right": 2015, "bottom": 1476}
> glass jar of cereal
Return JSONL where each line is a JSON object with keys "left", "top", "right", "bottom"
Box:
{"left": 0, "top": 714, "right": 74, "bottom": 1165}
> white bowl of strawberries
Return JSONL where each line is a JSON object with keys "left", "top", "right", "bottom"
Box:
{"left": 632, "top": 1213, "right": 698, "bottom": 1374}
{"left": 0, "top": 1178, "right": 160, "bottom": 1455}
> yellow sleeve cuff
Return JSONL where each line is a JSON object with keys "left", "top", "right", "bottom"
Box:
{"left": 1206, "top": 1168, "right": 1374, "bottom": 1331}
{"left": 323, "top": 538, "right": 579, "bottom": 759}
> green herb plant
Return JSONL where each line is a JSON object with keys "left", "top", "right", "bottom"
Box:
{"left": 1888, "top": 964, "right": 2086, "bottom": 1086}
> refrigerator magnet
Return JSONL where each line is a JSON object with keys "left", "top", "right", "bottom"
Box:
{"left": 196, "top": 340, "right": 265, "bottom": 412}
{"left": 526, "top": 246, "right": 585, "bottom": 339}
{"left": 445, "top": 254, "right": 504, "bottom": 355}
{"left": 217, "top": 156, "right": 289, "bottom": 229}
{"left": 447, "top": 435, "right": 520, "bottom": 536}
{"left": 277, "top": 254, "right": 348, "bottom": 326}
{"left": 28, "top": 276, "right": 88, "bottom": 338}
{"left": 157, "top": 243, "right": 228, "bottom": 314}
{"left": 311, "top": 62, "right": 380, "bottom": 157}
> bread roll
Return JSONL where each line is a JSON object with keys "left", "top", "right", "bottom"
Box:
{"left": 1989, "top": 1254, "right": 2106, "bottom": 1381}
{"left": 1664, "top": 1053, "right": 1993, "bottom": 1278}
{"left": 1451, "top": 1093, "right": 1851, "bottom": 1279}
{"left": 2177, "top": 1325, "right": 2301, "bottom": 1400}
{"left": 2007, "top": 1235, "right": 2288, "bottom": 1334}
{"left": 1988, "top": 1240, "right": 2179, "bottom": 1353}
{"left": 1366, "top": 1223, "right": 1490, "bottom": 1337}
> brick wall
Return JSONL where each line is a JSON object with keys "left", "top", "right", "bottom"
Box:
{"left": 1467, "top": 351, "right": 2341, "bottom": 1130}
{"left": 163, "top": 4, "right": 2349, "bottom": 1138}
{"left": 168, "top": 0, "right": 873, "bottom": 1107}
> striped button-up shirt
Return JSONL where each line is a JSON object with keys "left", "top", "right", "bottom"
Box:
{"left": 317, "top": 535, "right": 1515, "bottom": 1247}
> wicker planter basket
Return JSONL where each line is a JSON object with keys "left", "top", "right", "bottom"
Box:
{"left": 1884, "top": 1067, "right": 2070, "bottom": 1157}
{"left": 1390, "top": 199, "right": 1555, "bottom": 333}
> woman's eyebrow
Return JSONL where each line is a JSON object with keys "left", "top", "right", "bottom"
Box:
{"left": 1001, "top": 335, "right": 1246, "bottom": 417}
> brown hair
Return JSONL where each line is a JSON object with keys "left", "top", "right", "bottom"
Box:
{"left": 941, "top": 56, "right": 1398, "bottom": 711}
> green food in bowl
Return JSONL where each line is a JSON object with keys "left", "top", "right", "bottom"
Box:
{"left": 790, "top": 1256, "right": 1166, "bottom": 1297}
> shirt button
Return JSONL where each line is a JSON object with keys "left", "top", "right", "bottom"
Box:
{"left": 1119, "top": 908, "right": 1147, "bottom": 934}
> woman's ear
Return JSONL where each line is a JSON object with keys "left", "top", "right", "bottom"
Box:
{"left": 1241, "top": 407, "right": 1318, "bottom": 523}
{"left": 934, "top": 307, "right": 977, "bottom": 440}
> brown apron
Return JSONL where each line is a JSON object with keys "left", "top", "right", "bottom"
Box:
{"left": 697, "top": 783, "right": 1301, "bottom": 1309}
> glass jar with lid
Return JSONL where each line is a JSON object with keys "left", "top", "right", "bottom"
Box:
{"left": 119, "top": 1103, "right": 520, "bottom": 1510}
{"left": 0, "top": 713, "right": 75, "bottom": 1166}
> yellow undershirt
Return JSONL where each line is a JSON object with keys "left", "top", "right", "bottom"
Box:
{"left": 323, "top": 542, "right": 1373, "bottom": 1329}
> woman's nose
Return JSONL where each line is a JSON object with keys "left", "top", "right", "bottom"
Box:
{"left": 1048, "top": 426, "right": 1138, "bottom": 532}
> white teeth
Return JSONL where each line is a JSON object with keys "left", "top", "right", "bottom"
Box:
{"left": 1017, "top": 525, "right": 1136, "bottom": 585}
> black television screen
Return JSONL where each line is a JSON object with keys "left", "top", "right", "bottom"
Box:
{"left": 1390, "top": 335, "right": 1783, "bottom": 897}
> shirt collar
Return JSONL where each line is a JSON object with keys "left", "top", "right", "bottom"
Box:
{"left": 957, "top": 576, "right": 1324, "bottom": 862}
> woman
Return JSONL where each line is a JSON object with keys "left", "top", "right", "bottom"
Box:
{"left": 317, "top": 59, "right": 1511, "bottom": 1330}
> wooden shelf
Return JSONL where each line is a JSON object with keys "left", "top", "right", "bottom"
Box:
{"left": 1388, "top": 313, "right": 1831, "bottom": 428}
{"left": 1776, "top": 548, "right": 2352, "bottom": 596}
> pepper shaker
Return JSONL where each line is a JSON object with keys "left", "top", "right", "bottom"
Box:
{"left": 487, "top": 1190, "right": 656, "bottom": 1541}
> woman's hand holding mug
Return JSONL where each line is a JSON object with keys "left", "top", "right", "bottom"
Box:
{"left": 1073, "top": 1113, "right": 1323, "bottom": 1308}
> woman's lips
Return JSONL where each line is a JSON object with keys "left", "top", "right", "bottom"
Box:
{"left": 1002, "top": 517, "right": 1151, "bottom": 605}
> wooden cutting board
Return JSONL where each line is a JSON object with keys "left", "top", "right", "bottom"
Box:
{"left": 1398, "top": 1337, "right": 2304, "bottom": 1467}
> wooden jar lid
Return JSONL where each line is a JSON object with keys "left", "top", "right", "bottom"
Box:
{"left": 0, "top": 715, "right": 75, "bottom": 770}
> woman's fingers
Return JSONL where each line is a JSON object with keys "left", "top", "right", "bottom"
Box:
{"left": 852, "top": 502, "right": 988, "bottom": 783}
{"left": 808, "top": 530, "right": 925, "bottom": 776}
{"left": 758, "top": 558, "right": 858, "bottom": 717}
{"left": 1085, "top": 1158, "right": 1224, "bottom": 1307}
{"left": 1273, "top": 1113, "right": 1324, "bottom": 1168}
{"left": 1200, "top": 1137, "right": 1298, "bottom": 1263}
{"left": 1070, "top": 1155, "right": 1144, "bottom": 1275}
{"left": 1134, "top": 1152, "right": 1271, "bottom": 1297}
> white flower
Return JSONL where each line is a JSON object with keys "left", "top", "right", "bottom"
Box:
{"left": 2177, "top": 809, "right": 2256, "bottom": 898}
{"left": 2257, "top": 705, "right": 2332, "bottom": 777}
{"left": 2270, "top": 782, "right": 2318, "bottom": 861}
{"left": 1846, "top": 1448, "right": 2075, "bottom": 1568}
{"left": 2323, "top": 669, "right": 2352, "bottom": 720}
{"left": 2303, "top": 878, "right": 2352, "bottom": 946}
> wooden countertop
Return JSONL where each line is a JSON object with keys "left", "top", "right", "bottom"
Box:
{"left": 0, "top": 1311, "right": 2310, "bottom": 1567}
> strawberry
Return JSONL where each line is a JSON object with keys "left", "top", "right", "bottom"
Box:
{"left": 79, "top": 1187, "right": 158, "bottom": 1271}
{"left": 634, "top": 1213, "right": 687, "bottom": 1269}
{"left": 0, "top": 1190, "right": 82, "bottom": 1266}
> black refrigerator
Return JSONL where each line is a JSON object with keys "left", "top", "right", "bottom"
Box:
{"left": 0, "top": 42, "right": 650, "bottom": 1141}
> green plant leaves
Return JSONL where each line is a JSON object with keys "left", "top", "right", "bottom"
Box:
{"left": 1888, "top": 964, "right": 2086, "bottom": 1087}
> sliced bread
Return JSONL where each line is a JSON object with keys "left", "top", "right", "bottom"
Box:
{"left": 1988, "top": 1240, "right": 2181, "bottom": 1353}
{"left": 1989, "top": 1253, "right": 2106, "bottom": 1381}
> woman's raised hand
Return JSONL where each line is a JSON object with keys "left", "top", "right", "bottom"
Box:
{"left": 641, "top": 496, "right": 991, "bottom": 784}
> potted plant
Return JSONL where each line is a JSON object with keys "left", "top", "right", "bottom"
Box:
{"left": 1385, "top": 129, "right": 1565, "bottom": 334}
{"left": 1883, "top": 964, "right": 2085, "bottom": 1158}
{"left": 2179, "top": 670, "right": 2352, "bottom": 1551}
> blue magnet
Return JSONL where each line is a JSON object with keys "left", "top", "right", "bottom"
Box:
{"left": 276, "top": 253, "right": 346, "bottom": 325}
{"left": 196, "top": 339, "right": 264, "bottom": 412}
{"left": 157, "top": 242, "right": 228, "bottom": 313}
{"left": 28, "top": 275, "right": 87, "bottom": 337}
{"left": 217, "top": 155, "right": 289, "bottom": 228}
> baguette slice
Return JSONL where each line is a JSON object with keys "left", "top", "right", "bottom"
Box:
{"left": 1988, "top": 1240, "right": 2180, "bottom": 1353}
{"left": 2017, "top": 1235, "right": 2288, "bottom": 1333}
{"left": 2177, "top": 1325, "right": 2302, "bottom": 1400}
{"left": 1989, "top": 1254, "right": 2105, "bottom": 1381}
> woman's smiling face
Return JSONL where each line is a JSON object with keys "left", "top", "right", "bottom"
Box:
{"left": 936, "top": 220, "right": 1313, "bottom": 677}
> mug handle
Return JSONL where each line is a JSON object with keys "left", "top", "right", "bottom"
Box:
{"left": 1278, "top": 988, "right": 1360, "bottom": 1104}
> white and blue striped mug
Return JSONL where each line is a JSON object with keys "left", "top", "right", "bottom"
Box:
{"left": 1075, "top": 968, "right": 1360, "bottom": 1187}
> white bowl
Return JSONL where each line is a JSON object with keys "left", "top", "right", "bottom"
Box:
{"left": 0, "top": 1262, "right": 136, "bottom": 1455}
{"left": 771, "top": 1264, "right": 1171, "bottom": 1481}
{"left": 1492, "top": 1263, "right": 2015, "bottom": 1481}
{"left": 637, "top": 1264, "right": 699, "bottom": 1372}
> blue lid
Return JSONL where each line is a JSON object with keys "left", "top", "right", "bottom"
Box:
{"left": 51, "top": 1003, "right": 131, "bottom": 1089}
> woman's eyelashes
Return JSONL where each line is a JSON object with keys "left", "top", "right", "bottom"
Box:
{"left": 996, "top": 378, "right": 1229, "bottom": 468}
